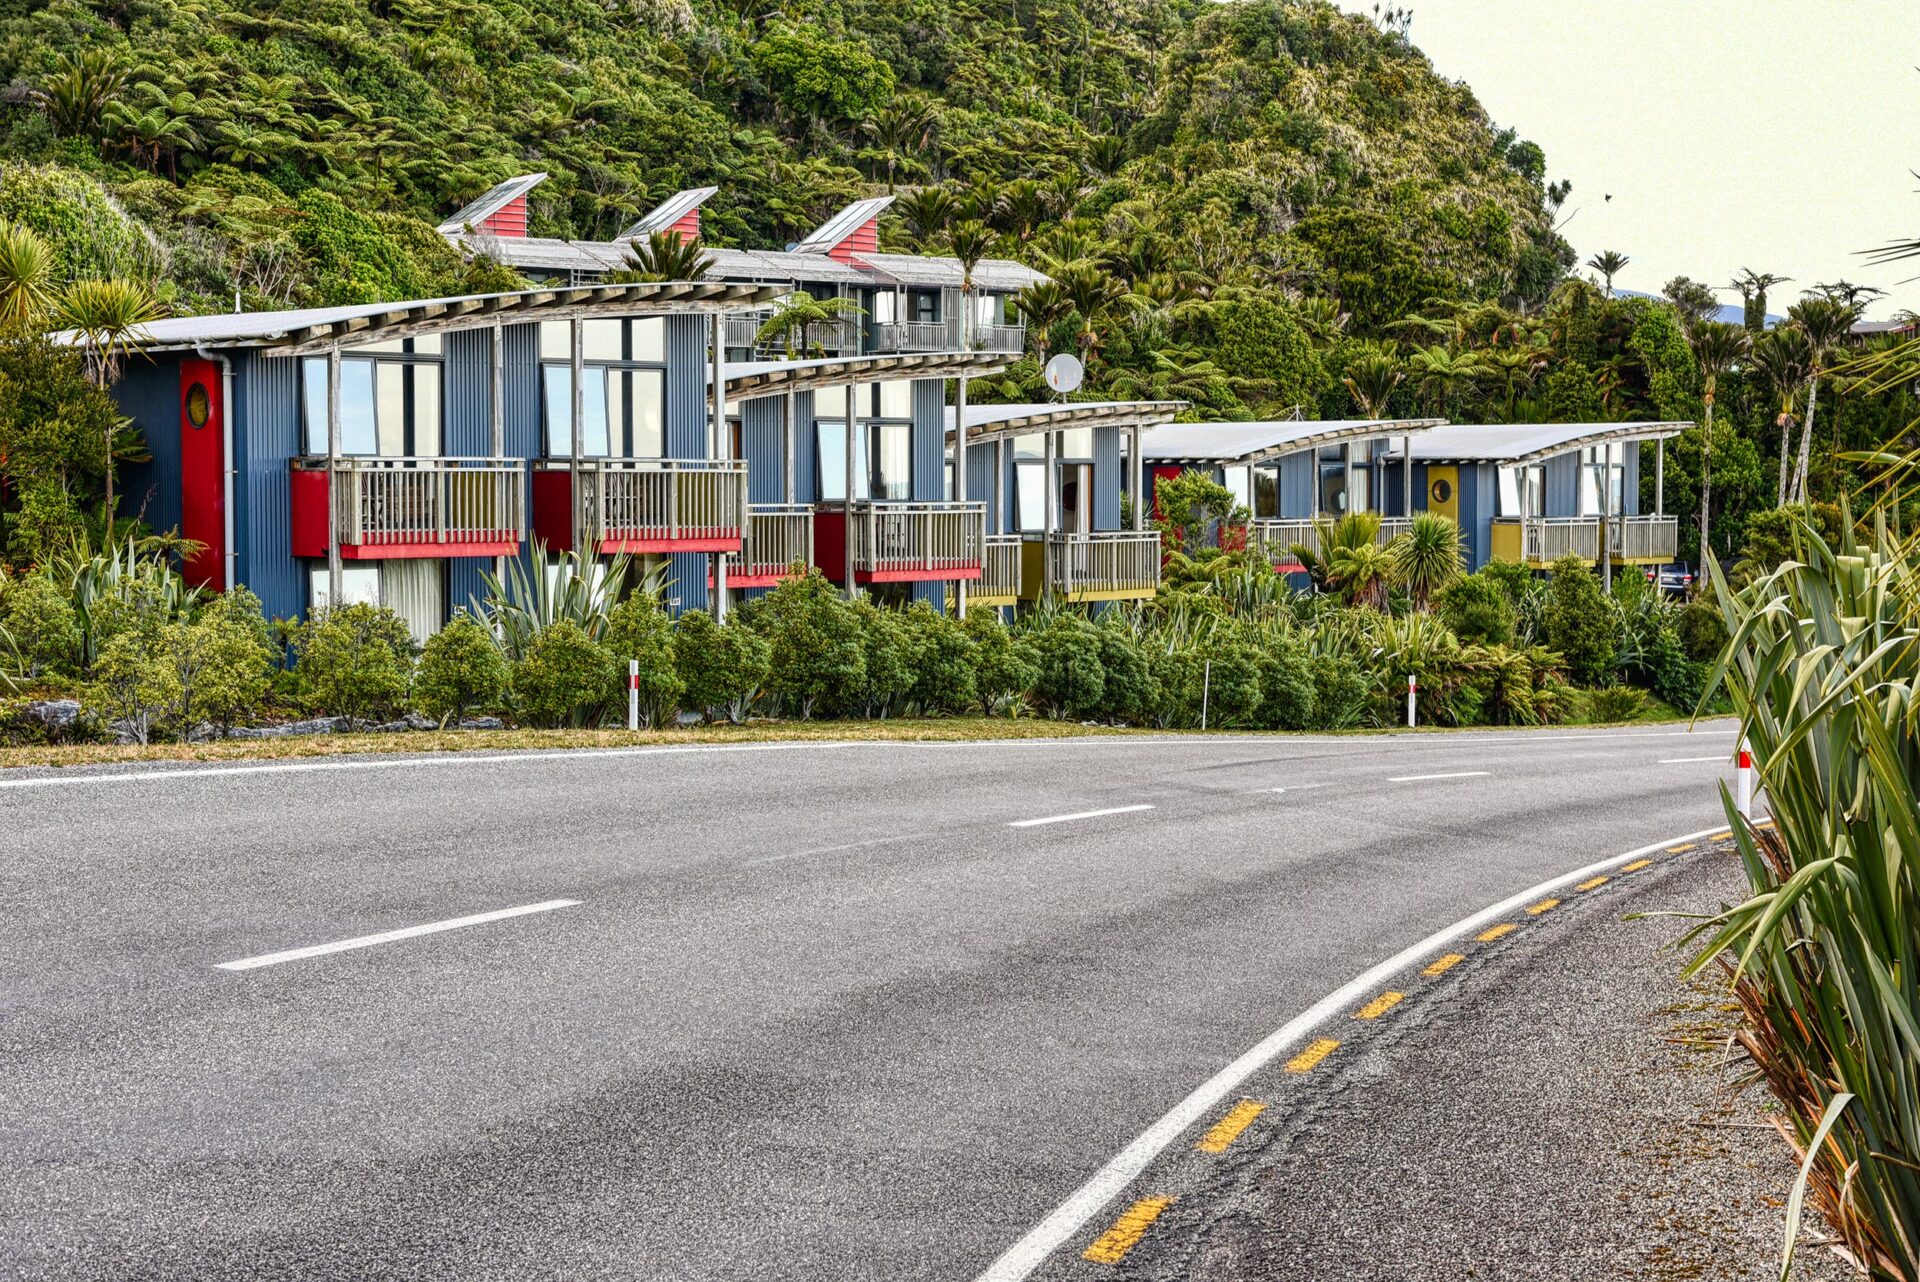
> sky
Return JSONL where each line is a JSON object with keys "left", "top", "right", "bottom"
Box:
{"left": 1329, "top": 0, "right": 1920, "bottom": 319}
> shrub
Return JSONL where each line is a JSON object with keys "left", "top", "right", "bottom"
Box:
{"left": 1093, "top": 622, "right": 1154, "bottom": 724}
{"left": 155, "top": 592, "right": 277, "bottom": 738}
{"left": 86, "top": 631, "right": 168, "bottom": 744}
{"left": 1145, "top": 642, "right": 1204, "bottom": 728}
{"left": 1436, "top": 573, "right": 1515, "bottom": 647}
{"left": 512, "top": 620, "right": 616, "bottom": 729}
{"left": 674, "top": 610, "right": 770, "bottom": 723}
{"left": 1197, "top": 637, "right": 1263, "bottom": 727}
{"left": 1676, "top": 596, "right": 1728, "bottom": 663}
{"left": 603, "top": 593, "right": 681, "bottom": 727}
{"left": 841, "top": 600, "right": 911, "bottom": 718}
{"left": 297, "top": 602, "right": 414, "bottom": 723}
{"left": 1256, "top": 635, "right": 1317, "bottom": 730}
{"left": 963, "top": 610, "right": 1038, "bottom": 717}
{"left": 1540, "top": 554, "right": 1615, "bottom": 686}
{"left": 902, "top": 602, "right": 976, "bottom": 715}
{"left": 749, "top": 569, "right": 864, "bottom": 719}
{"left": 1476, "top": 558, "right": 1534, "bottom": 607}
{"left": 414, "top": 614, "right": 509, "bottom": 724}
{"left": 1028, "top": 614, "right": 1105, "bottom": 718}
{"left": 0, "top": 574, "right": 79, "bottom": 681}
{"left": 1309, "top": 653, "right": 1368, "bottom": 729}
{"left": 1582, "top": 684, "right": 1649, "bottom": 724}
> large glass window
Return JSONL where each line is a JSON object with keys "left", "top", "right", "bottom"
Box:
{"left": 816, "top": 419, "right": 868, "bottom": 502}
{"left": 1577, "top": 446, "right": 1623, "bottom": 516}
{"left": 1253, "top": 467, "right": 1278, "bottom": 518}
{"left": 1057, "top": 427, "right": 1094, "bottom": 460}
{"left": 1223, "top": 465, "right": 1252, "bottom": 514}
{"left": 540, "top": 318, "right": 669, "bottom": 459}
{"left": 1015, "top": 460, "right": 1046, "bottom": 531}
{"left": 308, "top": 564, "right": 380, "bottom": 612}
{"left": 302, "top": 342, "right": 442, "bottom": 457}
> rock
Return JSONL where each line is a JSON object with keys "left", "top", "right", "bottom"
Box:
{"left": 458, "top": 716, "right": 504, "bottom": 731}
{"left": 21, "top": 700, "right": 82, "bottom": 732}
{"left": 227, "top": 717, "right": 350, "bottom": 739}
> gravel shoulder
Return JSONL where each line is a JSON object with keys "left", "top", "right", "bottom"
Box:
{"left": 1054, "top": 843, "right": 1848, "bottom": 1282}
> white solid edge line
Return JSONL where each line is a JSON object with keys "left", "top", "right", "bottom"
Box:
{"left": 215, "top": 898, "right": 581, "bottom": 972}
{"left": 0, "top": 725, "right": 1741, "bottom": 790}
{"left": 1009, "top": 804, "right": 1156, "bottom": 828}
{"left": 1386, "top": 771, "right": 1492, "bottom": 783}
{"left": 969, "top": 821, "right": 1730, "bottom": 1282}
{"left": 1660, "top": 756, "right": 1731, "bottom": 764}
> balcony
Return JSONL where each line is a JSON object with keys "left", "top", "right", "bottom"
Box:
{"left": 290, "top": 457, "right": 525, "bottom": 560}
{"left": 869, "top": 319, "right": 1028, "bottom": 355}
{"left": 531, "top": 458, "right": 746, "bottom": 555}
{"left": 1039, "top": 531, "right": 1161, "bottom": 602}
{"left": 974, "top": 534, "right": 1025, "bottom": 605}
{"left": 815, "top": 501, "right": 986, "bottom": 584}
{"left": 1491, "top": 516, "right": 1603, "bottom": 566}
{"left": 972, "top": 323, "right": 1027, "bottom": 354}
{"left": 1610, "top": 515, "right": 1679, "bottom": 563}
{"left": 728, "top": 312, "right": 855, "bottom": 356}
{"left": 718, "top": 503, "right": 815, "bottom": 587}
{"left": 1249, "top": 515, "right": 1411, "bottom": 567}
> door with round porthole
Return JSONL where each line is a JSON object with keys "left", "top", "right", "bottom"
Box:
{"left": 178, "top": 358, "right": 226, "bottom": 590}
{"left": 1426, "top": 465, "right": 1459, "bottom": 524}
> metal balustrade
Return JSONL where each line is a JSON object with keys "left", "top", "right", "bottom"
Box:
{"left": 871, "top": 321, "right": 952, "bottom": 353}
{"left": 1610, "top": 516, "right": 1679, "bottom": 561}
{"left": 723, "top": 503, "right": 815, "bottom": 580}
{"left": 1250, "top": 518, "right": 1319, "bottom": 562}
{"left": 576, "top": 458, "right": 747, "bottom": 548}
{"left": 1492, "top": 516, "right": 1603, "bottom": 563}
{"left": 1045, "top": 531, "right": 1162, "bottom": 598}
{"left": 972, "top": 323, "right": 1027, "bottom": 353}
{"left": 847, "top": 501, "right": 986, "bottom": 576}
{"left": 725, "top": 313, "right": 854, "bottom": 356}
{"left": 327, "top": 457, "right": 525, "bottom": 550}
{"left": 978, "top": 534, "right": 1025, "bottom": 599}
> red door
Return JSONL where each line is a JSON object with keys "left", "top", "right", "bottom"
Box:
{"left": 178, "top": 358, "right": 226, "bottom": 590}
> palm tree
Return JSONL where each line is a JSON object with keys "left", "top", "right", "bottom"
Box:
{"left": 894, "top": 187, "right": 955, "bottom": 246}
{"left": 1326, "top": 536, "right": 1396, "bottom": 610}
{"left": 1012, "top": 280, "right": 1071, "bottom": 363}
{"left": 862, "top": 98, "right": 937, "bottom": 193}
{"left": 0, "top": 222, "right": 56, "bottom": 326}
{"left": 30, "top": 47, "right": 124, "bottom": 138}
{"left": 53, "top": 278, "right": 164, "bottom": 520}
{"left": 1296, "top": 297, "right": 1350, "bottom": 348}
{"left": 1785, "top": 297, "right": 1856, "bottom": 503}
{"left": 1292, "top": 511, "right": 1384, "bottom": 600}
{"left": 1341, "top": 351, "right": 1404, "bottom": 418}
{"left": 1662, "top": 276, "right": 1720, "bottom": 332}
{"left": 1407, "top": 344, "right": 1485, "bottom": 417}
{"left": 1728, "top": 268, "right": 1788, "bottom": 333}
{"left": 1388, "top": 513, "right": 1465, "bottom": 610}
{"left": 613, "top": 231, "right": 712, "bottom": 283}
{"left": 1053, "top": 261, "right": 1137, "bottom": 368}
{"left": 1748, "top": 326, "right": 1808, "bottom": 505}
{"left": 1587, "top": 250, "right": 1629, "bottom": 298}
{"left": 1483, "top": 346, "right": 1546, "bottom": 420}
{"left": 1689, "top": 320, "right": 1750, "bottom": 563}
{"left": 947, "top": 221, "right": 997, "bottom": 351}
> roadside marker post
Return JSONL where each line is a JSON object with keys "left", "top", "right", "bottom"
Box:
{"left": 1407, "top": 674, "right": 1417, "bottom": 728}
{"left": 628, "top": 659, "right": 639, "bottom": 731}
{"left": 1200, "top": 660, "right": 1212, "bottom": 731}
{"left": 1735, "top": 740, "right": 1753, "bottom": 820}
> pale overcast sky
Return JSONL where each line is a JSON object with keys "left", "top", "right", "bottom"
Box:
{"left": 1330, "top": 1, "right": 1920, "bottom": 318}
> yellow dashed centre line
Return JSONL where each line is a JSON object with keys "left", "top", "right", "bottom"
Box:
{"left": 1711, "top": 830, "right": 1733, "bottom": 840}
{"left": 1195, "top": 1100, "right": 1266, "bottom": 1154}
{"left": 1284, "top": 1037, "right": 1340, "bottom": 1074}
{"left": 1082, "top": 1196, "right": 1176, "bottom": 1264}
{"left": 1353, "top": 991, "right": 1404, "bottom": 1020}
{"left": 1423, "top": 952, "right": 1466, "bottom": 976}
{"left": 1526, "top": 898, "right": 1560, "bottom": 915}
{"left": 1665, "top": 843, "right": 1696, "bottom": 853}
{"left": 1575, "top": 875, "right": 1609, "bottom": 892}
{"left": 1477, "top": 922, "right": 1517, "bottom": 942}
{"left": 1622, "top": 858, "right": 1654, "bottom": 872}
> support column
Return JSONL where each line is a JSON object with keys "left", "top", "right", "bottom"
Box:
{"left": 326, "top": 346, "right": 342, "bottom": 610}
{"left": 1655, "top": 438, "right": 1665, "bottom": 516}
{"left": 1599, "top": 444, "right": 1613, "bottom": 592}
{"left": 1043, "top": 428, "right": 1057, "bottom": 599}
{"left": 844, "top": 381, "right": 858, "bottom": 601}
{"left": 1343, "top": 442, "right": 1354, "bottom": 517}
{"left": 953, "top": 371, "right": 969, "bottom": 618}
{"left": 569, "top": 318, "right": 584, "bottom": 560}
{"left": 490, "top": 323, "right": 507, "bottom": 583}
{"left": 783, "top": 388, "right": 796, "bottom": 504}
{"left": 1403, "top": 434, "right": 1413, "bottom": 520}
{"left": 994, "top": 439, "right": 1006, "bottom": 535}
{"left": 1130, "top": 423, "right": 1144, "bottom": 531}
{"left": 710, "top": 312, "right": 728, "bottom": 621}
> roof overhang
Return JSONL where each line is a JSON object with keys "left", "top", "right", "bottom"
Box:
{"left": 948, "top": 400, "right": 1186, "bottom": 444}
{"left": 724, "top": 351, "right": 1014, "bottom": 401}
{"left": 1405, "top": 421, "right": 1693, "bottom": 466}
{"left": 1144, "top": 418, "right": 1447, "bottom": 467}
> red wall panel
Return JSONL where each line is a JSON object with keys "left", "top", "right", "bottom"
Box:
{"left": 178, "top": 358, "right": 226, "bottom": 590}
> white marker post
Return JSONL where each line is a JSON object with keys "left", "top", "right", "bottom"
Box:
{"left": 1735, "top": 739, "right": 1753, "bottom": 820}
{"left": 1407, "top": 674, "right": 1417, "bottom": 728}
{"left": 628, "top": 659, "right": 640, "bottom": 732}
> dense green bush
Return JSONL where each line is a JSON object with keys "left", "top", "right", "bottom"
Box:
{"left": 1197, "top": 636, "right": 1263, "bottom": 727}
{"left": 1676, "top": 596, "right": 1728, "bottom": 664}
{"left": 1582, "top": 684, "right": 1649, "bottom": 724}
{"left": 747, "top": 570, "right": 864, "bottom": 720}
{"left": 963, "top": 609, "right": 1038, "bottom": 717}
{"left": 87, "top": 630, "right": 167, "bottom": 744}
{"left": 1256, "top": 635, "right": 1317, "bottom": 730}
{"left": 901, "top": 602, "right": 976, "bottom": 715}
{"left": 1540, "top": 554, "right": 1615, "bottom": 686}
{"left": 512, "top": 620, "right": 616, "bottom": 729}
{"left": 1092, "top": 621, "right": 1154, "bottom": 724}
{"left": 1437, "top": 572, "right": 1515, "bottom": 647}
{"left": 1027, "top": 614, "right": 1105, "bottom": 719}
{"left": 842, "top": 600, "right": 911, "bottom": 718}
{"left": 297, "top": 603, "right": 414, "bottom": 723}
{"left": 158, "top": 589, "right": 276, "bottom": 736}
{"left": 603, "top": 593, "right": 681, "bottom": 727}
{"left": 414, "top": 614, "right": 509, "bottom": 724}
{"left": 674, "top": 610, "right": 770, "bottom": 724}
{"left": 1309, "top": 653, "right": 1368, "bottom": 730}
{"left": 0, "top": 574, "right": 79, "bottom": 680}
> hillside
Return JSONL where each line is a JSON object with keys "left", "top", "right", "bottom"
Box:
{"left": 0, "top": 0, "right": 1570, "bottom": 346}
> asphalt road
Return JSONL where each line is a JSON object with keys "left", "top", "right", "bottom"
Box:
{"left": 0, "top": 722, "right": 1742, "bottom": 1281}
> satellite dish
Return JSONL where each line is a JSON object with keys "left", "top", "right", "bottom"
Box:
{"left": 1044, "top": 353, "right": 1084, "bottom": 394}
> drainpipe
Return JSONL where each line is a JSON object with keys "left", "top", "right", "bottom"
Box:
{"left": 491, "top": 322, "right": 506, "bottom": 584}
{"left": 570, "top": 318, "right": 584, "bottom": 561}
{"left": 953, "top": 367, "right": 969, "bottom": 619}
{"left": 1403, "top": 434, "right": 1413, "bottom": 523}
{"left": 326, "top": 347, "right": 343, "bottom": 609}
{"left": 1130, "top": 423, "right": 1144, "bottom": 532}
{"left": 193, "top": 345, "right": 237, "bottom": 594}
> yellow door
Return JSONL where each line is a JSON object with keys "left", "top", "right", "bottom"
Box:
{"left": 1426, "top": 466, "right": 1459, "bottom": 523}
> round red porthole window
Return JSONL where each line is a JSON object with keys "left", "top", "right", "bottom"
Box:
{"left": 185, "top": 382, "right": 212, "bottom": 429}
{"left": 1429, "top": 477, "right": 1453, "bottom": 505}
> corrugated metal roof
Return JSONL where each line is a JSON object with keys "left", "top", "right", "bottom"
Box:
{"left": 793, "top": 196, "right": 895, "bottom": 255}
{"left": 59, "top": 282, "right": 786, "bottom": 354}
{"left": 724, "top": 351, "right": 1013, "bottom": 400}
{"left": 620, "top": 186, "right": 719, "bottom": 240}
{"left": 853, "top": 252, "right": 1047, "bottom": 291}
{"left": 1399, "top": 421, "right": 1691, "bottom": 464}
{"left": 1141, "top": 418, "right": 1446, "bottom": 465}
{"left": 436, "top": 173, "right": 548, "bottom": 235}
{"left": 946, "top": 400, "right": 1184, "bottom": 441}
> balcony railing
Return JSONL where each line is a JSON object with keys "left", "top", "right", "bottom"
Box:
{"left": 573, "top": 458, "right": 746, "bottom": 552}
{"left": 972, "top": 323, "right": 1027, "bottom": 354}
{"left": 302, "top": 456, "right": 525, "bottom": 556}
{"left": 1249, "top": 514, "right": 1410, "bottom": 564}
{"left": 1494, "top": 516, "right": 1603, "bottom": 563}
{"left": 847, "top": 500, "right": 985, "bottom": 579}
{"left": 725, "top": 312, "right": 855, "bottom": 356}
{"left": 977, "top": 534, "right": 1024, "bottom": 600}
{"left": 1610, "top": 515, "right": 1679, "bottom": 561}
{"left": 722, "top": 503, "right": 815, "bottom": 583}
{"left": 1045, "top": 531, "right": 1162, "bottom": 600}
{"left": 871, "top": 321, "right": 951, "bottom": 353}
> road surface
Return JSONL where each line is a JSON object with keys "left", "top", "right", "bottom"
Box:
{"left": 0, "top": 723, "right": 1741, "bottom": 1280}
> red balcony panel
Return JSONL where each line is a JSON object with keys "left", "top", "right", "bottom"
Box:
{"left": 531, "top": 468, "right": 577, "bottom": 553}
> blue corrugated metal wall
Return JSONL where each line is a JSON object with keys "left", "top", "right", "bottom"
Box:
{"left": 116, "top": 359, "right": 181, "bottom": 535}
{"left": 665, "top": 314, "right": 711, "bottom": 614}
{"left": 741, "top": 395, "right": 787, "bottom": 504}
{"left": 909, "top": 378, "right": 947, "bottom": 607}
{"left": 233, "top": 350, "right": 303, "bottom": 623}
{"left": 444, "top": 327, "right": 493, "bottom": 618}
{"left": 1462, "top": 462, "right": 1494, "bottom": 569}
{"left": 1093, "top": 427, "right": 1120, "bottom": 530}
{"left": 1545, "top": 452, "right": 1577, "bottom": 516}
{"left": 1278, "top": 453, "right": 1312, "bottom": 518}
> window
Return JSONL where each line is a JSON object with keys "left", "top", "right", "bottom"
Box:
{"left": 1253, "top": 468, "right": 1278, "bottom": 518}
{"left": 308, "top": 563, "right": 380, "bottom": 612}
{"left": 873, "top": 291, "right": 898, "bottom": 325}
{"left": 540, "top": 318, "right": 669, "bottom": 458}
{"left": 910, "top": 290, "right": 940, "bottom": 323}
{"left": 1350, "top": 465, "right": 1373, "bottom": 514}
{"left": 1057, "top": 427, "right": 1094, "bottom": 460}
{"left": 543, "top": 367, "right": 611, "bottom": 457}
{"left": 1318, "top": 462, "right": 1347, "bottom": 514}
{"left": 1015, "top": 460, "right": 1046, "bottom": 531}
{"left": 871, "top": 420, "right": 911, "bottom": 500}
{"left": 1578, "top": 446, "right": 1623, "bottom": 516}
{"left": 878, "top": 380, "right": 912, "bottom": 420}
{"left": 1498, "top": 467, "right": 1522, "bottom": 517}
{"left": 302, "top": 342, "right": 442, "bottom": 457}
{"left": 816, "top": 419, "right": 868, "bottom": 502}
{"left": 1223, "top": 466, "right": 1252, "bottom": 514}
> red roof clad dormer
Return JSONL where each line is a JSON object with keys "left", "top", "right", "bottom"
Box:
{"left": 620, "top": 187, "right": 719, "bottom": 244}
{"left": 437, "top": 173, "right": 548, "bottom": 240}
{"left": 793, "top": 196, "right": 894, "bottom": 263}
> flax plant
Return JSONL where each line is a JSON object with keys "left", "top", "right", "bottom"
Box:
{"left": 1684, "top": 511, "right": 1920, "bottom": 1279}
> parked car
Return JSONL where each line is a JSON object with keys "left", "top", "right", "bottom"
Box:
{"left": 1644, "top": 562, "right": 1695, "bottom": 597}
